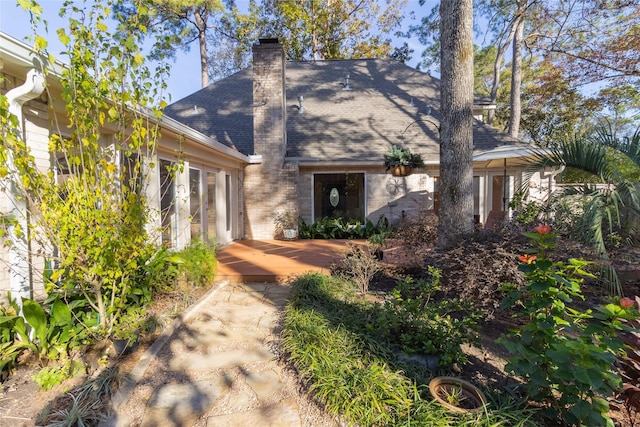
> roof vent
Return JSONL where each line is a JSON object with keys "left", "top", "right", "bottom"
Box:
{"left": 342, "top": 73, "right": 352, "bottom": 91}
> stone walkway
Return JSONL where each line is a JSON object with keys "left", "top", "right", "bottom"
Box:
{"left": 104, "top": 281, "right": 336, "bottom": 427}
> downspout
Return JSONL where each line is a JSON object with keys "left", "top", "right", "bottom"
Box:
{"left": 5, "top": 69, "right": 45, "bottom": 308}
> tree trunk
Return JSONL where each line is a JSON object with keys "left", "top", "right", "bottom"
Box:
{"left": 508, "top": 8, "right": 525, "bottom": 138}
{"left": 438, "top": 0, "right": 475, "bottom": 248}
{"left": 195, "top": 9, "right": 209, "bottom": 87}
{"left": 488, "top": 21, "right": 520, "bottom": 125}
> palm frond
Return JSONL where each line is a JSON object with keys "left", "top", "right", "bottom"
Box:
{"left": 520, "top": 127, "right": 640, "bottom": 296}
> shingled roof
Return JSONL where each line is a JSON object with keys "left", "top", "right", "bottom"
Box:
{"left": 164, "top": 58, "right": 524, "bottom": 163}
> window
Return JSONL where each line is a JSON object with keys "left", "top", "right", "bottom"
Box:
{"left": 313, "top": 173, "right": 365, "bottom": 222}
{"left": 433, "top": 176, "right": 439, "bottom": 213}
{"left": 473, "top": 176, "right": 480, "bottom": 224}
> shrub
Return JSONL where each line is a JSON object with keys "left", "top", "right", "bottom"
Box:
{"left": 175, "top": 239, "right": 217, "bottom": 287}
{"left": 509, "top": 191, "right": 546, "bottom": 226}
{"left": 424, "top": 231, "right": 528, "bottom": 318}
{"left": 299, "top": 216, "right": 390, "bottom": 240}
{"left": 32, "top": 359, "right": 84, "bottom": 391}
{"left": 331, "top": 242, "right": 380, "bottom": 294}
{"left": 372, "top": 268, "right": 482, "bottom": 369}
{"left": 499, "top": 224, "right": 639, "bottom": 426}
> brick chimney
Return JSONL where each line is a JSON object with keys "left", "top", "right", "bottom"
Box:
{"left": 243, "top": 38, "right": 298, "bottom": 239}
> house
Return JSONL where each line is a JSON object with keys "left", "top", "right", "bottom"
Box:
{"left": 0, "top": 32, "right": 248, "bottom": 303}
{"left": 165, "top": 38, "right": 554, "bottom": 239}
{"left": 0, "top": 33, "right": 553, "bottom": 302}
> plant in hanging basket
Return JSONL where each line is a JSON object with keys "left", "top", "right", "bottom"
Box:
{"left": 428, "top": 376, "right": 486, "bottom": 413}
{"left": 384, "top": 145, "right": 425, "bottom": 176}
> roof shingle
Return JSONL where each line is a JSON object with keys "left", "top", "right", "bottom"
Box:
{"left": 164, "top": 58, "right": 524, "bottom": 162}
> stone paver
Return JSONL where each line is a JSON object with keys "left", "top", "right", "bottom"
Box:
{"left": 168, "top": 346, "right": 276, "bottom": 371}
{"left": 205, "top": 398, "right": 302, "bottom": 427}
{"left": 106, "top": 281, "right": 304, "bottom": 427}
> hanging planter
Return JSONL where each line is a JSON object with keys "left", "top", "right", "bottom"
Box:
{"left": 384, "top": 145, "right": 424, "bottom": 177}
{"left": 428, "top": 376, "right": 486, "bottom": 413}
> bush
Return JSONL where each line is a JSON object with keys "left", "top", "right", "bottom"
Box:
{"left": 299, "top": 216, "right": 390, "bottom": 240}
{"left": 331, "top": 242, "right": 380, "bottom": 294}
{"left": 499, "top": 224, "right": 638, "bottom": 426}
{"left": 175, "top": 239, "right": 218, "bottom": 287}
{"left": 372, "top": 269, "right": 482, "bottom": 369}
{"left": 392, "top": 210, "right": 438, "bottom": 248}
{"left": 424, "top": 231, "right": 528, "bottom": 318}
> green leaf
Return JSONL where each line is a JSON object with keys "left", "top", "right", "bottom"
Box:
{"left": 51, "top": 299, "right": 71, "bottom": 326}
{"left": 22, "top": 299, "right": 47, "bottom": 345}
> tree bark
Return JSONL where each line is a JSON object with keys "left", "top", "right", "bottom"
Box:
{"left": 438, "top": 0, "right": 474, "bottom": 248}
{"left": 508, "top": 7, "right": 525, "bottom": 138}
{"left": 488, "top": 20, "right": 520, "bottom": 125}
{"left": 195, "top": 9, "right": 209, "bottom": 87}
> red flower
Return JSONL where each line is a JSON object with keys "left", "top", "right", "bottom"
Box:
{"left": 519, "top": 254, "right": 537, "bottom": 264}
{"left": 534, "top": 224, "right": 552, "bottom": 235}
{"left": 620, "top": 297, "right": 635, "bottom": 309}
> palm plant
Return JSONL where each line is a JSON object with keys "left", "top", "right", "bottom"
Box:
{"left": 524, "top": 125, "right": 640, "bottom": 295}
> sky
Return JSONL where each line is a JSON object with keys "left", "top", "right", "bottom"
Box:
{"left": 0, "top": 0, "right": 435, "bottom": 102}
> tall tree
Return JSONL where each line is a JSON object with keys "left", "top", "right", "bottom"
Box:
{"left": 438, "top": 0, "right": 474, "bottom": 247}
{"left": 506, "top": 0, "right": 525, "bottom": 137}
{"left": 260, "top": 0, "right": 407, "bottom": 60}
{"left": 536, "top": 0, "right": 639, "bottom": 85}
{"left": 114, "top": 0, "right": 258, "bottom": 87}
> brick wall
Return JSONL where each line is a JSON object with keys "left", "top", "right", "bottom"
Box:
{"left": 244, "top": 40, "right": 298, "bottom": 239}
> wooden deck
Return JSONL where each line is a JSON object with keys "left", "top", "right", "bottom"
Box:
{"left": 215, "top": 239, "right": 359, "bottom": 283}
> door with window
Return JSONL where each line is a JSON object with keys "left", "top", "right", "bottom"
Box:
{"left": 313, "top": 173, "right": 365, "bottom": 222}
{"left": 189, "top": 167, "right": 203, "bottom": 240}
{"left": 205, "top": 171, "right": 217, "bottom": 243}
{"left": 490, "top": 174, "right": 514, "bottom": 220}
{"left": 160, "top": 159, "right": 177, "bottom": 247}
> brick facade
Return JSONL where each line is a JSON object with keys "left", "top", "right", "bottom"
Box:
{"left": 243, "top": 40, "right": 298, "bottom": 239}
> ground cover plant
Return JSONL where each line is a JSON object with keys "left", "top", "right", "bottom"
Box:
{"left": 283, "top": 219, "right": 640, "bottom": 426}
{"left": 0, "top": 239, "right": 218, "bottom": 424}
{"left": 281, "top": 273, "right": 538, "bottom": 426}
{"left": 298, "top": 215, "right": 391, "bottom": 240}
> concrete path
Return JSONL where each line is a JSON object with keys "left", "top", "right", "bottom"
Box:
{"left": 104, "top": 281, "right": 336, "bottom": 427}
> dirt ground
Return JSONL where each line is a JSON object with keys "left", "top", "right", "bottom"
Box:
{"left": 2, "top": 236, "right": 640, "bottom": 426}
{"left": 0, "top": 284, "right": 211, "bottom": 426}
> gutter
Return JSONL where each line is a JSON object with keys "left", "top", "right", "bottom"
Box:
{"left": 291, "top": 158, "right": 440, "bottom": 167}
{"left": 473, "top": 146, "right": 550, "bottom": 161}
{"left": 5, "top": 68, "right": 46, "bottom": 308}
